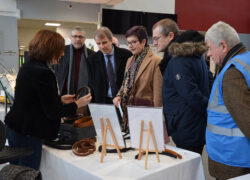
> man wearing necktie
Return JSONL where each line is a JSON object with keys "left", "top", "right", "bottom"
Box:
{"left": 87, "top": 26, "right": 132, "bottom": 104}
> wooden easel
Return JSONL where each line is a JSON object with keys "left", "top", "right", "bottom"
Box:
{"left": 138, "top": 120, "right": 160, "bottom": 169}
{"left": 100, "top": 117, "right": 122, "bottom": 163}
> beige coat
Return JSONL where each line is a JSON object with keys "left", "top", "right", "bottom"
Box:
{"left": 118, "top": 46, "right": 162, "bottom": 107}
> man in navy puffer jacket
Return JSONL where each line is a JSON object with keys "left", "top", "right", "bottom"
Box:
{"left": 162, "top": 30, "right": 210, "bottom": 155}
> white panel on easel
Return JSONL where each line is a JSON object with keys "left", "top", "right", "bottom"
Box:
{"left": 127, "top": 106, "right": 165, "bottom": 151}
{"left": 88, "top": 103, "right": 125, "bottom": 147}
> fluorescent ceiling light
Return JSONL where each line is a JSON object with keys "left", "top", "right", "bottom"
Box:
{"left": 19, "top": 45, "right": 25, "bottom": 48}
{"left": 45, "top": 23, "right": 61, "bottom": 27}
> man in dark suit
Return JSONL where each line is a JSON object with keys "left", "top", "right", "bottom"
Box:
{"left": 87, "top": 26, "right": 132, "bottom": 104}
{"left": 54, "top": 27, "right": 95, "bottom": 95}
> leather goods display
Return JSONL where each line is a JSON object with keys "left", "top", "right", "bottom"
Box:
{"left": 72, "top": 138, "right": 96, "bottom": 156}
{"left": 44, "top": 86, "right": 96, "bottom": 150}
{"left": 44, "top": 118, "right": 96, "bottom": 150}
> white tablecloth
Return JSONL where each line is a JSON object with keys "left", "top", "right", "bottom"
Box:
{"left": 40, "top": 144, "right": 205, "bottom": 180}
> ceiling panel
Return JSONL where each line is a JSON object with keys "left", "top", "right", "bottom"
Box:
{"left": 18, "top": 19, "right": 97, "bottom": 29}
{"left": 58, "top": 0, "right": 124, "bottom": 5}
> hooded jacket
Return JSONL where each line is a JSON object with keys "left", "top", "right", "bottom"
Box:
{"left": 162, "top": 40, "right": 209, "bottom": 147}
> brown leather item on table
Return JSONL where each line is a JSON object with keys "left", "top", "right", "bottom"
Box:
{"left": 73, "top": 116, "right": 94, "bottom": 128}
{"left": 72, "top": 138, "right": 96, "bottom": 156}
{"left": 165, "top": 149, "right": 182, "bottom": 159}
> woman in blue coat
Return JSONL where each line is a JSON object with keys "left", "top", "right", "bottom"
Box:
{"left": 162, "top": 30, "right": 210, "bottom": 154}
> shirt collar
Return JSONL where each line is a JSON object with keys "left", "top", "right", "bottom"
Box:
{"left": 104, "top": 46, "right": 114, "bottom": 57}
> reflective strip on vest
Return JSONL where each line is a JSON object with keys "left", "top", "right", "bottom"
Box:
{"left": 208, "top": 58, "right": 250, "bottom": 114}
{"left": 207, "top": 123, "right": 245, "bottom": 137}
{"left": 207, "top": 72, "right": 229, "bottom": 114}
{"left": 234, "top": 58, "right": 250, "bottom": 73}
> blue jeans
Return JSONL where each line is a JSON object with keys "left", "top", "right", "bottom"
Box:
{"left": 6, "top": 126, "right": 43, "bottom": 170}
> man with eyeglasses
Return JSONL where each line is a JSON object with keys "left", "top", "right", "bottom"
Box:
{"left": 152, "top": 19, "right": 210, "bottom": 155}
{"left": 53, "top": 27, "right": 95, "bottom": 95}
{"left": 47, "top": 27, "right": 95, "bottom": 150}
{"left": 87, "top": 26, "right": 132, "bottom": 104}
{"left": 152, "top": 18, "right": 180, "bottom": 74}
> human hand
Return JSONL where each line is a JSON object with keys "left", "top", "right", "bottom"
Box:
{"left": 61, "top": 94, "right": 75, "bottom": 104}
{"left": 113, "top": 96, "right": 121, "bottom": 108}
{"left": 75, "top": 93, "right": 92, "bottom": 108}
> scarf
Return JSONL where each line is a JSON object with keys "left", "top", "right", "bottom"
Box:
{"left": 214, "top": 43, "right": 246, "bottom": 78}
{"left": 219, "top": 43, "right": 246, "bottom": 73}
{"left": 67, "top": 44, "right": 88, "bottom": 94}
{"left": 119, "top": 46, "right": 149, "bottom": 132}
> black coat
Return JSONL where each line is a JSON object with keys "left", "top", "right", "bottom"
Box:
{"left": 87, "top": 45, "right": 132, "bottom": 103}
{"left": 162, "top": 42, "right": 209, "bottom": 147}
{"left": 53, "top": 45, "right": 95, "bottom": 95}
{"left": 5, "top": 60, "right": 77, "bottom": 140}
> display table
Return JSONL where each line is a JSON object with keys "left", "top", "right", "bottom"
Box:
{"left": 40, "top": 144, "right": 205, "bottom": 180}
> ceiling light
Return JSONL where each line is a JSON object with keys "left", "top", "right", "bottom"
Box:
{"left": 45, "top": 23, "right": 61, "bottom": 27}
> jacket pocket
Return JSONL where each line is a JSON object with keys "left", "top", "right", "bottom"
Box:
{"left": 164, "top": 108, "right": 179, "bottom": 134}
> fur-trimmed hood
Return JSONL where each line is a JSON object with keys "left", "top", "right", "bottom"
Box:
{"left": 168, "top": 42, "right": 208, "bottom": 57}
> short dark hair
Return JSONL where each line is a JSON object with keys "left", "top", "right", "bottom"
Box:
{"left": 152, "top": 18, "right": 179, "bottom": 37}
{"left": 28, "top": 30, "right": 65, "bottom": 63}
{"left": 125, "top": 26, "right": 148, "bottom": 45}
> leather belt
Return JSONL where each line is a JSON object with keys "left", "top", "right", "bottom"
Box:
{"left": 72, "top": 138, "right": 96, "bottom": 156}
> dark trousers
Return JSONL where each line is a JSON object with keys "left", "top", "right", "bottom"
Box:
{"left": 6, "top": 126, "right": 42, "bottom": 170}
{"left": 176, "top": 144, "right": 204, "bottom": 155}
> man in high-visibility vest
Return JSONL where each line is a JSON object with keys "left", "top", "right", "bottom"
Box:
{"left": 205, "top": 21, "right": 250, "bottom": 180}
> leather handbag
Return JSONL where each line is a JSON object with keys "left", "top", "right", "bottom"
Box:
{"left": 44, "top": 86, "right": 96, "bottom": 150}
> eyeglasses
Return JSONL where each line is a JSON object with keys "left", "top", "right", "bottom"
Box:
{"left": 152, "top": 35, "right": 162, "bottom": 42}
{"left": 71, "top": 35, "right": 85, "bottom": 39}
{"left": 126, "top": 40, "right": 139, "bottom": 46}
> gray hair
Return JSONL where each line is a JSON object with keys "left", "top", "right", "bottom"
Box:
{"left": 94, "top": 26, "right": 113, "bottom": 41}
{"left": 205, "top": 21, "right": 240, "bottom": 48}
{"left": 152, "top": 18, "right": 179, "bottom": 37}
{"left": 71, "top": 27, "right": 86, "bottom": 36}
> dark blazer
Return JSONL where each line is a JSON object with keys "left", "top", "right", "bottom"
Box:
{"left": 5, "top": 60, "right": 77, "bottom": 140}
{"left": 87, "top": 45, "right": 132, "bottom": 103}
{"left": 53, "top": 45, "right": 95, "bottom": 95}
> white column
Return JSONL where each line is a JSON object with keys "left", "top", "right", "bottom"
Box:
{"left": 0, "top": 0, "right": 19, "bottom": 73}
